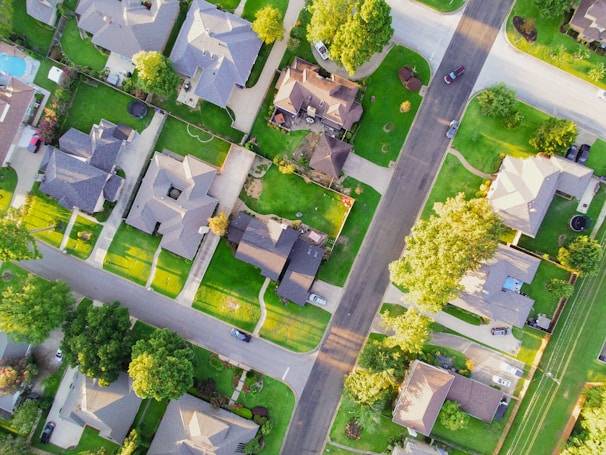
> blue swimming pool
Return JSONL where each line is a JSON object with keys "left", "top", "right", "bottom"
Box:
{"left": 0, "top": 53, "right": 26, "bottom": 77}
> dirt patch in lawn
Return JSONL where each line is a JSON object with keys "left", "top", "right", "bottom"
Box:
{"left": 226, "top": 300, "right": 241, "bottom": 311}
{"left": 513, "top": 16, "right": 537, "bottom": 43}
{"left": 244, "top": 177, "right": 263, "bottom": 198}
{"left": 293, "top": 133, "right": 320, "bottom": 161}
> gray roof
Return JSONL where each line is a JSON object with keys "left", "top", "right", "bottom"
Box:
{"left": 276, "top": 239, "right": 324, "bottom": 305}
{"left": 0, "top": 78, "right": 35, "bottom": 165}
{"left": 26, "top": 0, "right": 61, "bottom": 26}
{"left": 447, "top": 374, "right": 504, "bottom": 423}
{"left": 75, "top": 0, "right": 180, "bottom": 58}
{"left": 549, "top": 155, "right": 594, "bottom": 199}
{"left": 394, "top": 439, "right": 446, "bottom": 455}
{"left": 126, "top": 152, "right": 218, "bottom": 260}
{"left": 310, "top": 135, "right": 352, "bottom": 178}
{"left": 451, "top": 244, "right": 540, "bottom": 328}
{"left": 148, "top": 393, "right": 258, "bottom": 455}
{"left": 570, "top": 0, "right": 606, "bottom": 44}
{"left": 169, "top": 0, "right": 262, "bottom": 108}
{"left": 59, "top": 128, "right": 93, "bottom": 159}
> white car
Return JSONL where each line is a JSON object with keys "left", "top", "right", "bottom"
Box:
{"left": 597, "top": 89, "right": 606, "bottom": 101}
{"left": 492, "top": 375, "right": 511, "bottom": 387}
{"left": 500, "top": 362, "right": 523, "bottom": 377}
{"left": 308, "top": 293, "right": 327, "bottom": 306}
{"left": 314, "top": 41, "right": 329, "bottom": 60}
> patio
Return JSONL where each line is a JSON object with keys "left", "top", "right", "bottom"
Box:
{"left": 271, "top": 109, "right": 343, "bottom": 136}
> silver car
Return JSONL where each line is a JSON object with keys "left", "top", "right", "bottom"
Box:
{"left": 492, "top": 375, "right": 511, "bottom": 387}
{"left": 446, "top": 120, "right": 459, "bottom": 139}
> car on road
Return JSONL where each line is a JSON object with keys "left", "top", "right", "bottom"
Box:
{"left": 28, "top": 133, "right": 41, "bottom": 153}
{"left": 597, "top": 89, "right": 606, "bottom": 101}
{"left": 446, "top": 120, "right": 459, "bottom": 139}
{"left": 491, "top": 326, "right": 511, "bottom": 336}
{"left": 500, "top": 362, "right": 523, "bottom": 377}
{"left": 314, "top": 41, "right": 329, "bottom": 60}
{"left": 576, "top": 144, "right": 590, "bottom": 165}
{"left": 40, "top": 421, "right": 55, "bottom": 444}
{"left": 231, "top": 328, "right": 251, "bottom": 343}
{"left": 444, "top": 65, "right": 465, "bottom": 84}
{"left": 308, "top": 293, "right": 327, "bottom": 306}
{"left": 565, "top": 144, "right": 579, "bottom": 161}
{"left": 55, "top": 349, "right": 63, "bottom": 361}
{"left": 492, "top": 375, "right": 511, "bottom": 387}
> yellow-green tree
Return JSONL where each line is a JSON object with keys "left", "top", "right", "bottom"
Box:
{"left": 252, "top": 5, "right": 284, "bottom": 44}
{"left": 132, "top": 51, "right": 180, "bottom": 97}
{"left": 208, "top": 211, "right": 229, "bottom": 237}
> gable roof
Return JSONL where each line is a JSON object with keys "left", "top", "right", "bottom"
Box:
{"left": 126, "top": 152, "right": 218, "bottom": 260}
{"left": 26, "top": 0, "right": 61, "bottom": 26}
{"left": 447, "top": 374, "right": 504, "bottom": 423}
{"left": 0, "top": 78, "right": 35, "bottom": 165}
{"left": 274, "top": 57, "right": 363, "bottom": 131}
{"left": 276, "top": 239, "right": 324, "bottom": 305}
{"left": 148, "top": 393, "right": 258, "bottom": 455}
{"left": 169, "top": 0, "right": 262, "bottom": 108}
{"left": 75, "top": 0, "right": 180, "bottom": 58}
{"left": 570, "top": 0, "right": 606, "bottom": 44}
{"left": 450, "top": 244, "right": 540, "bottom": 327}
{"left": 310, "top": 135, "right": 352, "bottom": 177}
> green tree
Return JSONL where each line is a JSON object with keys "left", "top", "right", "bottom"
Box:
{"left": 252, "top": 5, "right": 284, "bottom": 44}
{"left": 307, "top": 0, "right": 351, "bottom": 44}
{"left": 243, "top": 436, "right": 261, "bottom": 455}
{"left": 562, "top": 386, "right": 606, "bottom": 455}
{"left": 208, "top": 211, "right": 229, "bottom": 237}
{"left": 118, "top": 429, "right": 140, "bottom": 455}
{"left": 358, "top": 339, "right": 408, "bottom": 378}
{"left": 0, "top": 209, "right": 40, "bottom": 262}
{"left": 587, "top": 63, "right": 606, "bottom": 82}
{"left": 389, "top": 194, "right": 505, "bottom": 312}
{"left": 0, "top": 276, "right": 75, "bottom": 344}
{"left": 532, "top": 0, "right": 576, "bottom": 19}
{"left": 61, "top": 301, "right": 133, "bottom": 386}
{"left": 558, "top": 235, "right": 603, "bottom": 276}
{"left": 438, "top": 400, "right": 470, "bottom": 431}
{"left": 342, "top": 369, "right": 395, "bottom": 407}
{"left": 0, "top": 357, "right": 38, "bottom": 395}
{"left": 10, "top": 400, "right": 39, "bottom": 436}
{"left": 0, "top": 434, "right": 32, "bottom": 455}
{"left": 0, "top": 0, "right": 13, "bottom": 40}
{"left": 545, "top": 278, "right": 574, "bottom": 299}
{"left": 529, "top": 117, "right": 577, "bottom": 155}
{"left": 381, "top": 308, "right": 432, "bottom": 354}
{"left": 132, "top": 51, "right": 180, "bottom": 97}
{"left": 477, "top": 83, "right": 517, "bottom": 118}
{"left": 129, "top": 329, "right": 194, "bottom": 400}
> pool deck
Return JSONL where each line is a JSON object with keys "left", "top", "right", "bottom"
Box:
{"left": 0, "top": 42, "right": 40, "bottom": 85}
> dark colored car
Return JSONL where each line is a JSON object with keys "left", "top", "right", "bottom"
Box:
{"left": 444, "top": 65, "right": 465, "bottom": 84}
{"left": 231, "top": 328, "right": 251, "bottom": 342}
{"left": 446, "top": 120, "right": 459, "bottom": 139}
{"left": 491, "top": 326, "right": 511, "bottom": 336}
{"left": 40, "top": 421, "right": 55, "bottom": 444}
{"left": 27, "top": 133, "right": 41, "bottom": 153}
{"left": 565, "top": 144, "right": 578, "bottom": 161}
{"left": 576, "top": 144, "right": 590, "bottom": 165}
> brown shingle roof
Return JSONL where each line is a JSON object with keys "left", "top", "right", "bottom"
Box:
{"left": 310, "top": 134, "right": 352, "bottom": 177}
{"left": 0, "top": 78, "right": 35, "bottom": 165}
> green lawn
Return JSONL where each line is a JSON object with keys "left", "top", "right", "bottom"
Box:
{"left": 236, "top": 375, "right": 295, "bottom": 455}
{"left": 103, "top": 222, "right": 161, "bottom": 286}
{"left": 524, "top": 260, "right": 571, "bottom": 319}
{"left": 260, "top": 289, "right": 331, "bottom": 352}
{"left": 442, "top": 304, "right": 484, "bottom": 326}
{"left": 586, "top": 139, "right": 606, "bottom": 176}
{"left": 32, "top": 425, "right": 119, "bottom": 454}
{"left": 240, "top": 166, "right": 350, "bottom": 238}
{"left": 453, "top": 97, "right": 549, "bottom": 174}
{"left": 208, "top": 0, "right": 240, "bottom": 12}
{"left": 323, "top": 445, "right": 361, "bottom": 455}
{"left": 163, "top": 0, "right": 189, "bottom": 56}
{"left": 191, "top": 346, "right": 237, "bottom": 397}
{"left": 132, "top": 398, "right": 169, "bottom": 444}
{"left": 193, "top": 239, "right": 262, "bottom": 332}
{"left": 0, "top": 167, "right": 18, "bottom": 212}
{"left": 416, "top": 0, "right": 466, "bottom": 12}
{"left": 63, "top": 81, "right": 153, "bottom": 135}
{"left": 0, "top": 263, "right": 29, "bottom": 293}
{"left": 22, "top": 184, "right": 71, "bottom": 248}
{"left": 317, "top": 178, "right": 381, "bottom": 286}
{"left": 153, "top": 115, "right": 231, "bottom": 167}
{"left": 33, "top": 58, "right": 62, "bottom": 95}
{"left": 150, "top": 249, "right": 193, "bottom": 298}
{"left": 515, "top": 325, "right": 546, "bottom": 366}
{"left": 64, "top": 215, "right": 103, "bottom": 259}
{"left": 10, "top": 0, "right": 54, "bottom": 54}
{"left": 60, "top": 17, "right": 108, "bottom": 70}
{"left": 506, "top": 0, "right": 606, "bottom": 89}
{"left": 353, "top": 45, "right": 430, "bottom": 166}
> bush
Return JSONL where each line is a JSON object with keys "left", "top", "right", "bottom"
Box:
{"left": 209, "top": 355, "right": 224, "bottom": 371}
{"left": 345, "top": 418, "right": 362, "bottom": 440}
{"left": 232, "top": 406, "right": 253, "bottom": 419}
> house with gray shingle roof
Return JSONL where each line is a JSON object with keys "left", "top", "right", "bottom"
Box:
{"left": 126, "top": 152, "right": 218, "bottom": 260}
{"left": 310, "top": 135, "right": 353, "bottom": 178}
{"left": 570, "top": 0, "right": 606, "bottom": 45}
{"left": 148, "top": 393, "right": 258, "bottom": 455}
{"left": 0, "top": 332, "right": 31, "bottom": 416}
{"left": 0, "top": 78, "right": 36, "bottom": 166}
{"left": 75, "top": 0, "right": 180, "bottom": 59}
{"left": 26, "top": 0, "right": 63, "bottom": 26}
{"left": 169, "top": 0, "right": 262, "bottom": 108}
{"left": 276, "top": 239, "right": 324, "bottom": 305}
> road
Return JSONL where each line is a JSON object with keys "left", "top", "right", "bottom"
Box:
{"left": 281, "top": 0, "right": 514, "bottom": 453}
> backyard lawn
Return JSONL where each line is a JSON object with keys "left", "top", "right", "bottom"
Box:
{"left": 353, "top": 45, "right": 430, "bottom": 167}
{"left": 586, "top": 138, "right": 606, "bottom": 175}
{"left": 150, "top": 249, "right": 193, "bottom": 299}
{"left": 103, "top": 222, "right": 161, "bottom": 286}
{"left": 60, "top": 17, "right": 108, "bottom": 70}
{"left": 22, "top": 184, "right": 72, "bottom": 248}
{"left": 132, "top": 398, "right": 169, "bottom": 446}
{"left": 260, "top": 290, "right": 331, "bottom": 352}
{"left": 31, "top": 425, "right": 119, "bottom": 454}
{"left": 33, "top": 58, "right": 62, "bottom": 95}
{"left": 193, "top": 239, "right": 262, "bottom": 332}
{"left": 0, "top": 167, "right": 17, "bottom": 212}
{"left": 523, "top": 260, "right": 571, "bottom": 319}
{"left": 64, "top": 215, "right": 103, "bottom": 259}
{"left": 153, "top": 115, "right": 231, "bottom": 167}
{"left": 208, "top": 0, "right": 240, "bottom": 12}
{"left": 10, "top": 0, "right": 54, "bottom": 54}
{"left": 240, "top": 166, "right": 350, "bottom": 238}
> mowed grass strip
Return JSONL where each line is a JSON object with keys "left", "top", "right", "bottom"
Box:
{"left": 103, "top": 222, "right": 161, "bottom": 286}
{"left": 60, "top": 17, "right": 108, "bottom": 70}
{"left": 11, "top": 0, "right": 54, "bottom": 54}
{"left": 22, "top": 185, "right": 71, "bottom": 248}
{"left": 260, "top": 290, "right": 331, "bottom": 352}
{"left": 0, "top": 167, "right": 17, "bottom": 212}
{"left": 193, "top": 239, "right": 261, "bottom": 332}
{"left": 150, "top": 249, "right": 193, "bottom": 298}
{"left": 64, "top": 215, "right": 103, "bottom": 259}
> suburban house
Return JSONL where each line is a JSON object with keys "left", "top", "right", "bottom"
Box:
{"left": 450, "top": 244, "right": 541, "bottom": 328}
{"left": 0, "top": 332, "right": 31, "bottom": 417}
{"left": 52, "top": 370, "right": 141, "bottom": 447}
{"left": 26, "top": 0, "right": 63, "bottom": 26}
{"left": 272, "top": 57, "right": 363, "bottom": 132}
{"left": 570, "top": 0, "right": 606, "bottom": 45}
{"left": 75, "top": 0, "right": 180, "bottom": 60}
{"left": 169, "top": 0, "right": 262, "bottom": 108}
{"left": 392, "top": 439, "right": 447, "bottom": 455}
{"left": 393, "top": 360, "right": 504, "bottom": 437}
{"left": 488, "top": 155, "right": 594, "bottom": 238}
{"left": 148, "top": 393, "right": 258, "bottom": 454}
{"left": 228, "top": 212, "right": 324, "bottom": 305}
{"left": 0, "top": 77, "right": 36, "bottom": 166}
{"left": 39, "top": 119, "right": 131, "bottom": 213}
{"left": 126, "top": 152, "right": 218, "bottom": 260}
{"left": 310, "top": 134, "right": 353, "bottom": 178}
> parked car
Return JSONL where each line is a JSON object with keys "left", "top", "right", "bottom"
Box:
{"left": 491, "top": 326, "right": 511, "bottom": 336}
{"left": 308, "top": 293, "right": 327, "bottom": 306}
{"left": 500, "top": 362, "right": 524, "bottom": 377}
{"left": 55, "top": 349, "right": 63, "bottom": 361}
{"left": 230, "top": 328, "right": 251, "bottom": 343}
{"left": 576, "top": 144, "right": 590, "bottom": 165}
{"left": 40, "top": 421, "right": 55, "bottom": 444}
{"left": 446, "top": 120, "right": 459, "bottom": 139}
{"left": 444, "top": 65, "right": 465, "bottom": 84}
{"left": 27, "top": 133, "right": 41, "bottom": 153}
{"left": 597, "top": 89, "right": 606, "bottom": 101}
{"left": 492, "top": 375, "right": 511, "bottom": 387}
{"left": 565, "top": 144, "right": 579, "bottom": 161}
{"left": 314, "top": 41, "right": 329, "bottom": 60}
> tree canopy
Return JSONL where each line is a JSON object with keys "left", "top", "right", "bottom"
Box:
{"left": 0, "top": 209, "right": 40, "bottom": 263}
{"left": 132, "top": 51, "right": 180, "bottom": 97}
{"left": 381, "top": 308, "right": 432, "bottom": 354}
{"left": 61, "top": 301, "right": 133, "bottom": 386}
{"left": 129, "top": 329, "right": 194, "bottom": 400}
{"left": 0, "top": 276, "right": 74, "bottom": 344}
{"left": 529, "top": 117, "right": 577, "bottom": 155}
{"left": 438, "top": 400, "right": 470, "bottom": 431}
{"left": 0, "top": 434, "right": 33, "bottom": 455}
{"left": 532, "top": 0, "right": 577, "bottom": 19}
{"left": 358, "top": 338, "right": 408, "bottom": 379}
{"left": 342, "top": 368, "right": 395, "bottom": 407}
{"left": 558, "top": 235, "right": 603, "bottom": 276}
{"left": 0, "top": 0, "right": 13, "bottom": 40}
{"left": 10, "top": 400, "right": 39, "bottom": 436}
{"left": 208, "top": 211, "right": 229, "bottom": 237}
{"left": 307, "top": 0, "right": 351, "bottom": 44}
{"left": 477, "top": 83, "right": 517, "bottom": 118}
{"left": 0, "top": 356, "right": 38, "bottom": 395}
{"left": 252, "top": 5, "right": 284, "bottom": 44}
{"left": 563, "top": 385, "right": 606, "bottom": 455}
{"left": 389, "top": 194, "right": 505, "bottom": 312}
{"left": 545, "top": 278, "right": 574, "bottom": 299}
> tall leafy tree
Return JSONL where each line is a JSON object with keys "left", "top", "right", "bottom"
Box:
{"left": 0, "top": 435, "right": 33, "bottom": 455}
{"left": 562, "top": 386, "right": 606, "bottom": 455}
{"left": 477, "top": 83, "right": 517, "bottom": 118}
{"left": 307, "top": 0, "right": 351, "bottom": 44}
{"left": 438, "top": 400, "right": 470, "bottom": 431}
{"left": 529, "top": 117, "right": 577, "bottom": 155}
{"left": 0, "top": 356, "right": 38, "bottom": 395}
{"left": 0, "top": 209, "right": 40, "bottom": 262}
{"left": 129, "top": 329, "right": 194, "bottom": 400}
{"left": 61, "top": 301, "right": 133, "bottom": 386}
{"left": 342, "top": 368, "right": 395, "bottom": 407}
{"left": 132, "top": 51, "right": 180, "bottom": 97}
{"left": 252, "top": 5, "right": 284, "bottom": 44}
{"left": 10, "top": 400, "right": 39, "bottom": 436}
{"left": 381, "top": 308, "right": 432, "bottom": 354}
{"left": 558, "top": 235, "right": 603, "bottom": 276}
{"left": 532, "top": 0, "right": 577, "bottom": 19}
{"left": 0, "top": 0, "right": 13, "bottom": 40}
{"left": 0, "top": 276, "right": 74, "bottom": 344}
